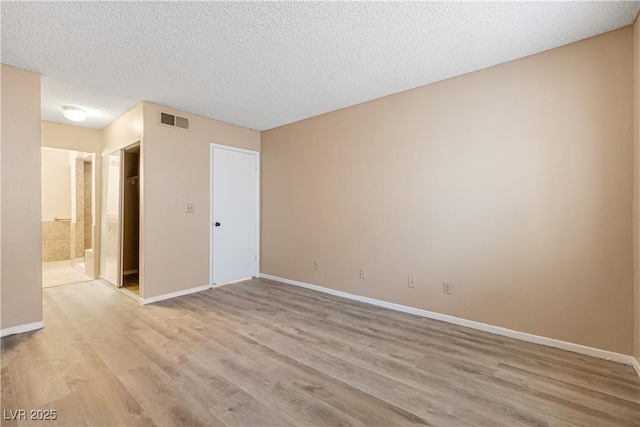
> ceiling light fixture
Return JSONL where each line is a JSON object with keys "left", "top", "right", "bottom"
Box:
{"left": 62, "top": 106, "right": 87, "bottom": 122}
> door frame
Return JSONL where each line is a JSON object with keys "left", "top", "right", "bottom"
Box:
{"left": 209, "top": 143, "right": 260, "bottom": 287}
{"left": 99, "top": 140, "right": 141, "bottom": 294}
{"left": 99, "top": 149, "right": 123, "bottom": 288}
{"left": 40, "top": 147, "right": 96, "bottom": 283}
{"left": 120, "top": 141, "right": 141, "bottom": 295}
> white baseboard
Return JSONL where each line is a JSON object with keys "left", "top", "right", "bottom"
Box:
{"left": 143, "top": 284, "right": 210, "bottom": 305}
{"left": 633, "top": 357, "right": 640, "bottom": 378}
{"left": 214, "top": 276, "right": 255, "bottom": 287}
{"left": 259, "top": 274, "right": 635, "bottom": 366}
{"left": 123, "top": 270, "right": 139, "bottom": 276}
{"left": 1, "top": 321, "right": 44, "bottom": 338}
{"left": 118, "top": 286, "right": 143, "bottom": 303}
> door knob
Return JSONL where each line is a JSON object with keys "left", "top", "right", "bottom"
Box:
{"left": 215, "top": 222, "right": 221, "bottom": 227}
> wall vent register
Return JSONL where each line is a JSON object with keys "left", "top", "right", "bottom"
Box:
{"left": 159, "top": 111, "right": 189, "bottom": 130}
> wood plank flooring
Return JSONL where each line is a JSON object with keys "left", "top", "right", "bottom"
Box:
{"left": 1, "top": 278, "right": 638, "bottom": 426}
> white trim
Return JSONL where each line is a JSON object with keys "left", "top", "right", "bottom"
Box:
{"left": 210, "top": 143, "right": 259, "bottom": 156}
{"left": 1, "top": 321, "right": 44, "bottom": 338}
{"left": 119, "top": 286, "right": 143, "bottom": 303}
{"left": 101, "top": 136, "right": 142, "bottom": 157}
{"left": 260, "top": 274, "right": 636, "bottom": 366}
{"left": 120, "top": 141, "right": 141, "bottom": 291}
{"left": 100, "top": 149, "right": 123, "bottom": 288}
{"left": 100, "top": 140, "right": 141, "bottom": 290}
{"left": 99, "top": 278, "right": 142, "bottom": 303}
{"left": 210, "top": 144, "right": 260, "bottom": 287}
{"left": 123, "top": 269, "right": 139, "bottom": 275}
{"left": 633, "top": 357, "right": 640, "bottom": 378}
{"left": 214, "top": 276, "right": 254, "bottom": 287}
{"left": 142, "top": 284, "right": 210, "bottom": 305}
{"left": 256, "top": 153, "right": 261, "bottom": 280}
{"left": 209, "top": 144, "right": 214, "bottom": 288}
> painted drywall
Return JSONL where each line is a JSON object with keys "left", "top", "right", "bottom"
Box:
{"left": 42, "top": 121, "right": 102, "bottom": 279}
{"left": 100, "top": 103, "right": 143, "bottom": 290}
{"left": 102, "top": 103, "right": 143, "bottom": 156}
{"left": 1, "top": 64, "right": 42, "bottom": 330}
{"left": 261, "top": 28, "right": 634, "bottom": 355}
{"left": 42, "top": 120, "right": 102, "bottom": 152}
{"left": 41, "top": 148, "right": 71, "bottom": 221}
{"left": 634, "top": 15, "right": 640, "bottom": 361}
{"left": 142, "top": 101, "right": 259, "bottom": 299}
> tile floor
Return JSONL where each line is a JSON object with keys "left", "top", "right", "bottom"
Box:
{"left": 42, "top": 260, "right": 92, "bottom": 288}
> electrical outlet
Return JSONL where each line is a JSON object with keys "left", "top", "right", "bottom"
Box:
{"left": 185, "top": 204, "right": 195, "bottom": 213}
{"left": 359, "top": 268, "right": 367, "bottom": 279}
{"left": 408, "top": 275, "right": 415, "bottom": 288}
{"left": 443, "top": 281, "right": 453, "bottom": 295}
{"left": 313, "top": 260, "right": 320, "bottom": 271}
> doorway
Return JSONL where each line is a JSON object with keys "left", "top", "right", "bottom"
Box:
{"left": 100, "top": 142, "right": 141, "bottom": 297}
{"left": 122, "top": 145, "right": 140, "bottom": 294}
{"left": 41, "top": 147, "right": 95, "bottom": 288}
{"left": 210, "top": 144, "right": 259, "bottom": 285}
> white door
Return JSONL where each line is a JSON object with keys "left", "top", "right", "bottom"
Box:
{"left": 211, "top": 146, "right": 259, "bottom": 285}
{"left": 100, "top": 151, "right": 122, "bottom": 287}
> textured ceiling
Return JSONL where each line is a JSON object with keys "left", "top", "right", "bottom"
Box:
{"left": 2, "top": 1, "right": 640, "bottom": 131}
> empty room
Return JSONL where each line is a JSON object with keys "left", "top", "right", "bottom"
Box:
{"left": 2, "top": 1, "right": 640, "bottom": 426}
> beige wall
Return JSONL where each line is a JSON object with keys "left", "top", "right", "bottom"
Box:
{"left": 1, "top": 64, "right": 42, "bottom": 330}
{"left": 42, "top": 121, "right": 102, "bottom": 278}
{"left": 41, "top": 147, "right": 71, "bottom": 221}
{"left": 100, "top": 103, "right": 143, "bottom": 288}
{"left": 102, "top": 103, "right": 143, "bottom": 156}
{"left": 634, "top": 16, "right": 640, "bottom": 361}
{"left": 142, "top": 101, "right": 259, "bottom": 298}
{"left": 41, "top": 147, "right": 72, "bottom": 262}
{"left": 261, "top": 28, "right": 634, "bottom": 355}
{"left": 42, "top": 120, "right": 102, "bottom": 153}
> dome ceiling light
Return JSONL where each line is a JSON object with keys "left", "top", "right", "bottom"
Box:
{"left": 62, "top": 106, "right": 87, "bottom": 122}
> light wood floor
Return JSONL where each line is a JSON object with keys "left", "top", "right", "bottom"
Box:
{"left": 1, "top": 278, "right": 638, "bottom": 426}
